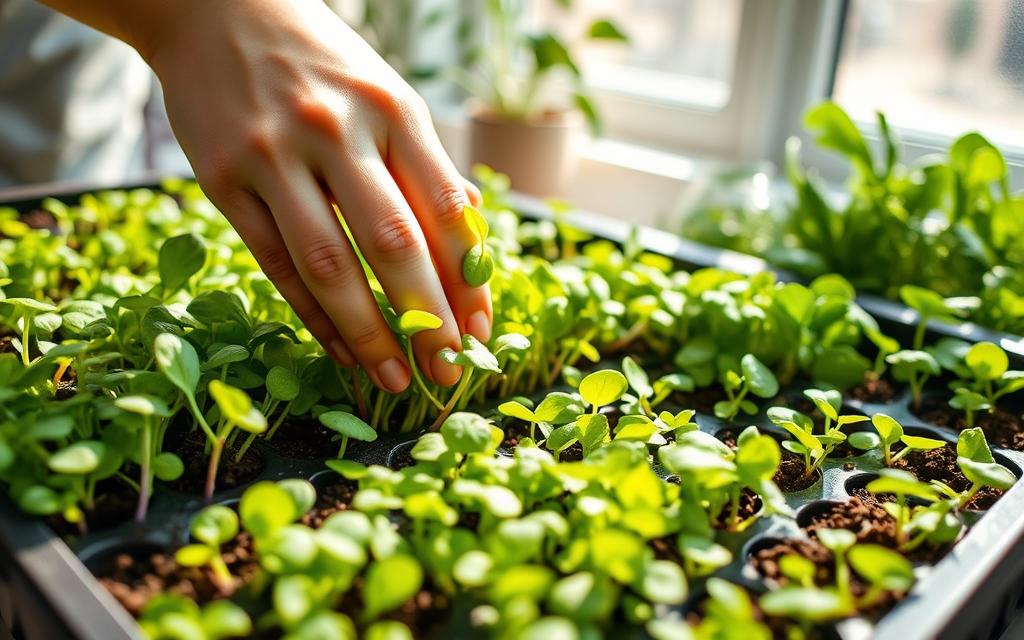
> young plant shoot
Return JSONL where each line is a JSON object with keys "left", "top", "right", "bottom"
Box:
{"left": 714, "top": 354, "right": 779, "bottom": 421}
{"left": 848, "top": 414, "right": 945, "bottom": 467}
{"left": 174, "top": 505, "right": 239, "bottom": 591}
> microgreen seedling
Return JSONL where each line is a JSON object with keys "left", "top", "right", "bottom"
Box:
{"left": 114, "top": 394, "right": 175, "bottom": 521}
{"left": 947, "top": 342, "right": 1024, "bottom": 425}
{"left": 396, "top": 310, "right": 445, "bottom": 411}
{"left": 848, "top": 414, "right": 945, "bottom": 466}
{"left": 886, "top": 349, "right": 940, "bottom": 412}
{"left": 431, "top": 335, "right": 501, "bottom": 430}
{"left": 462, "top": 205, "right": 494, "bottom": 287}
{"left": 206, "top": 379, "right": 266, "bottom": 500}
{"left": 947, "top": 427, "right": 1017, "bottom": 508}
{"left": 0, "top": 298, "right": 58, "bottom": 366}
{"left": 319, "top": 410, "right": 378, "bottom": 459}
{"left": 174, "top": 505, "right": 239, "bottom": 590}
{"left": 714, "top": 354, "right": 778, "bottom": 421}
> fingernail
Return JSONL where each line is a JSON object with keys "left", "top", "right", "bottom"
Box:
{"left": 467, "top": 310, "right": 491, "bottom": 342}
{"left": 377, "top": 358, "right": 409, "bottom": 393}
{"left": 431, "top": 351, "right": 461, "bottom": 387}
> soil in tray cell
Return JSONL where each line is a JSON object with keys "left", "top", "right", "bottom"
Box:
{"left": 774, "top": 453, "right": 819, "bottom": 492}
{"left": 713, "top": 488, "right": 762, "bottom": 529}
{"left": 848, "top": 374, "right": 901, "bottom": 404}
{"left": 750, "top": 538, "right": 902, "bottom": 617}
{"left": 164, "top": 424, "right": 264, "bottom": 493}
{"left": 892, "top": 444, "right": 1006, "bottom": 510}
{"left": 501, "top": 420, "right": 533, "bottom": 449}
{"left": 97, "top": 533, "right": 260, "bottom": 616}
{"left": 266, "top": 416, "right": 338, "bottom": 459}
{"left": 915, "top": 396, "right": 1024, "bottom": 451}
{"left": 301, "top": 478, "right": 358, "bottom": 527}
{"left": 800, "top": 497, "right": 947, "bottom": 563}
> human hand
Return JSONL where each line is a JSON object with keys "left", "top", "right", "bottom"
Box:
{"left": 144, "top": 0, "right": 491, "bottom": 393}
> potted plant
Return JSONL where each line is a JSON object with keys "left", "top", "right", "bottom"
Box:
{"left": 454, "top": 0, "right": 626, "bottom": 196}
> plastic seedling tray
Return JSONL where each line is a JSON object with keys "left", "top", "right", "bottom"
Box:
{"left": 1, "top": 181, "right": 1024, "bottom": 640}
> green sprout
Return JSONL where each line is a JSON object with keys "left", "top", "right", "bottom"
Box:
{"left": 318, "top": 410, "right": 378, "bottom": 459}
{"left": 940, "top": 427, "right": 1018, "bottom": 508}
{"left": 948, "top": 342, "right": 1024, "bottom": 425}
{"left": 848, "top": 414, "right": 945, "bottom": 466}
{"left": 714, "top": 354, "right": 779, "bottom": 421}
{"left": 113, "top": 394, "right": 178, "bottom": 522}
{"left": 0, "top": 298, "right": 58, "bottom": 366}
{"left": 174, "top": 505, "right": 239, "bottom": 591}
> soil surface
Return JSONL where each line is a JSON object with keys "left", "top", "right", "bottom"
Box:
{"left": 97, "top": 532, "right": 260, "bottom": 616}
{"left": 501, "top": 420, "right": 533, "bottom": 449}
{"left": 301, "top": 479, "right": 358, "bottom": 527}
{"left": 750, "top": 538, "right": 901, "bottom": 616}
{"left": 714, "top": 488, "right": 762, "bottom": 529}
{"left": 774, "top": 453, "right": 819, "bottom": 492}
{"left": 267, "top": 417, "right": 337, "bottom": 459}
{"left": 800, "top": 497, "right": 946, "bottom": 563}
{"left": 849, "top": 375, "right": 901, "bottom": 404}
{"left": 390, "top": 445, "right": 415, "bottom": 471}
{"left": 675, "top": 387, "right": 729, "bottom": 416}
{"left": 915, "top": 397, "right": 1024, "bottom": 450}
{"left": 164, "top": 425, "right": 264, "bottom": 494}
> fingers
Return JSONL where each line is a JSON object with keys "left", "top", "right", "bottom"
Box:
{"left": 387, "top": 122, "right": 493, "bottom": 343}
{"left": 319, "top": 154, "right": 464, "bottom": 387}
{"left": 208, "top": 188, "right": 356, "bottom": 367}
{"left": 253, "top": 168, "right": 412, "bottom": 393}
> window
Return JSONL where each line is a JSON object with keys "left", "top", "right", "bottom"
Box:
{"left": 833, "top": 0, "right": 1024, "bottom": 152}
{"left": 531, "top": 0, "right": 743, "bottom": 111}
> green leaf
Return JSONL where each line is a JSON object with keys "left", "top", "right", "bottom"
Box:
{"left": 965, "top": 342, "right": 1009, "bottom": 381}
{"left": 441, "top": 412, "right": 495, "bottom": 454}
{"left": 636, "top": 560, "right": 687, "bottom": 605}
{"left": 174, "top": 544, "right": 214, "bottom": 567}
{"left": 277, "top": 478, "right": 317, "bottom": 515}
{"left": 816, "top": 528, "right": 856, "bottom": 553}
{"left": 579, "top": 369, "right": 628, "bottom": 408}
{"left": 1, "top": 297, "right": 57, "bottom": 314}
{"left": 530, "top": 32, "right": 578, "bottom": 74}
{"left": 365, "top": 621, "right": 413, "bottom": 640}
{"left": 240, "top": 481, "right": 297, "bottom": 539}
{"left": 622, "top": 356, "right": 653, "bottom": 398}
{"left": 575, "top": 413, "right": 609, "bottom": 455}
{"left": 499, "top": 400, "right": 536, "bottom": 422}
{"left": 266, "top": 366, "right": 300, "bottom": 402}
{"left": 871, "top": 413, "right": 904, "bottom": 447}
{"left": 867, "top": 469, "right": 938, "bottom": 501}
{"left": 463, "top": 244, "right": 494, "bottom": 287}
{"left": 901, "top": 434, "right": 946, "bottom": 451}
{"left": 804, "top": 389, "right": 841, "bottom": 422}
{"left": 463, "top": 204, "right": 489, "bottom": 243}
{"left": 848, "top": 544, "right": 915, "bottom": 591}
{"left": 957, "top": 427, "right": 995, "bottom": 463}
{"left": 759, "top": 586, "right": 850, "bottom": 622}
{"left": 319, "top": 411, "right": 377, "bottom": 442}
{"left": 48, "top": 440, "right": 104, "bottom": 474}
{"left": 439, "top": 334, "right": 500, "bottom": 373}
{"left": 200, "top": 600, "right": 252, "bottom": 639}
{"left": 741, "top": 354, "right": 778, "bottom": 398}
{"left": 202, "top": 344, "right": 249, "bottom": 371}
{"left": 114, "top": 394, "right": 171, "bottom": 417}
{"left": 899, "top": 285, "right": 961, "bottom": 320}
{"left": 190, "top": 505, "right": 238, "bottom": 546}
{"left": 153, "top": 452, "right": 185, "bottom": 481}
{"left": 735, "top": 430, "right": 782, "bottom": 484}
{"left": 154, "top": 333, "right": 201, "bottom": 398}
{"left": 397, "top": 310, "right": 443, "bottom": 336}
{"left": 587, "top": 18, "right": 628, "bottom": 41}
{"left": 209, "top": 380, "right": 266, "bottom": 433}
{"left": 804, "top": 101, "right": 874, "bottom": 176}
{"left": 363, "top": 554, "right": 423, "bottom": 620}
{"left": 848, "top": 431, "right": 881, "bottom": 451}
{"left": 158, "top": 233, "right": 206, "bottom": 294}
{"left": 18, "top": 485, "right": 62, "bottom": 515}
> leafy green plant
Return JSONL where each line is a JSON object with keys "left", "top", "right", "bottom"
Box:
{"left": 0, "top": 298, "right": 58, "bottom": 366}
{"left": 714, "top": 354, "right": 778, "bottom": 421}
{"left": 113, "top": 395, "right": 180, "bottom": 521}
{"left": 139, "top": 595, "right": 251, "bottom": 640}
{"left": 886, "top": 349, "right": 940, "bottom": 412}
{"left": 947, "top": 342, "right": 1024, "bottom": 426}
{"left": 848, "top": 414, "right": 946, "bottom": 466}
{"left": 319, "top": 410, "right": 378, "bottom": 459}
{"left": 768, "top": 390, "right": 868, "bottom": 481}
{"left": 453, "top": 1, "right": 627, "bottom": 133}
{"left": 934, "top": 427, "right": 1018, "bottom": 508}
{"left": 174, "top": 505, "right": 239, "bottom": 590}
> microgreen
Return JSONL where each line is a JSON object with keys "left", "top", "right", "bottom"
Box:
{"left": 944, "top": 427, "right": 1017, "bottom": 508}
{"left": 0, "top": 298, "right": 58, "bottom": 366}
{"left": 462, "top": 205, "right": 494, "bottom": 287}
{"left": 946, "top": 342, "right": 1024, "bottom": 425}
{"left": 714, "top": 354, "right": 778, "bottom": 421}
{"left": 174, "top": 504, "right": 239, "bottom": 590}
{"left": 886, "top": 349, "right": 940, "bottom": 412}
{"left": 319, "top": 410, "right": 378, "bottom": 459}
{"left": 848, "top": 414, "right": 945, "bottom": 466}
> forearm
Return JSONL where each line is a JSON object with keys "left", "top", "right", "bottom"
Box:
{"left": 38, "top": 0, "right": 208, "bottom": 63}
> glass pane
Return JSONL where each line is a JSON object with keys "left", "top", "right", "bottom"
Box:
{"left": 834, "top": 0, "right": 1024, "bottom": 150}
{"left": 531, "top": 0, "right": 743, "bottom": 109}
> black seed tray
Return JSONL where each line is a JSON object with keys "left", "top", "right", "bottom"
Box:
{"left": 1, "top": 180, "right": 1023, "bottom": 640}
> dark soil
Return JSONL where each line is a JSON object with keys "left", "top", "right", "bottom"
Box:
{"left": 301, "top": 480, "right": 357, "bottom": 528}
{"left": 390, "top": 445, "right": 415, "bottom": 471}
{"left": 849, "top": 375, "right": 900, "bottom": 404}
{"left": 774, "top": 453, "right": 819, "bottom": 492}
{"left": 886, "top": 444, "right": 1007, "bottom": 510}
{"left": 801, "top": 497, "right": 946, "bottom": 563}
{"left": 501, "top": 420, "right": 532, "bottom": 449}
{"left": 267, "top": 417, "right": 337, "bottom": 459}
{"left": 676, "top": 387, "right": 729, "bottom": 416}
{"left": 97, "top": 532, "right": 260, "bottom": 616}
{"left": 54, "top": 365, "right": 78, "bottom": 400}
{"left": 164, "top": 426, "right": 264, "bottom": 494}
{"left": 915, "top": 397, "right": 1024, "bottom": 450}
{"left": 19, "top": 208, "right": 60, "bottom": 232}
{"left": 558, "top": 441, "right": 584, "bottom": 462}
{"left": 0, "top": 335, "right": 11, "bottom": 354}
{"left": 751, "top": 538, "right": 901, "bottom": 615}
{"left": 47, "top": 476, "right": 137, "bottom": 538}
{"left": 714, "top": 489, "right": 763, "bottom": 529}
